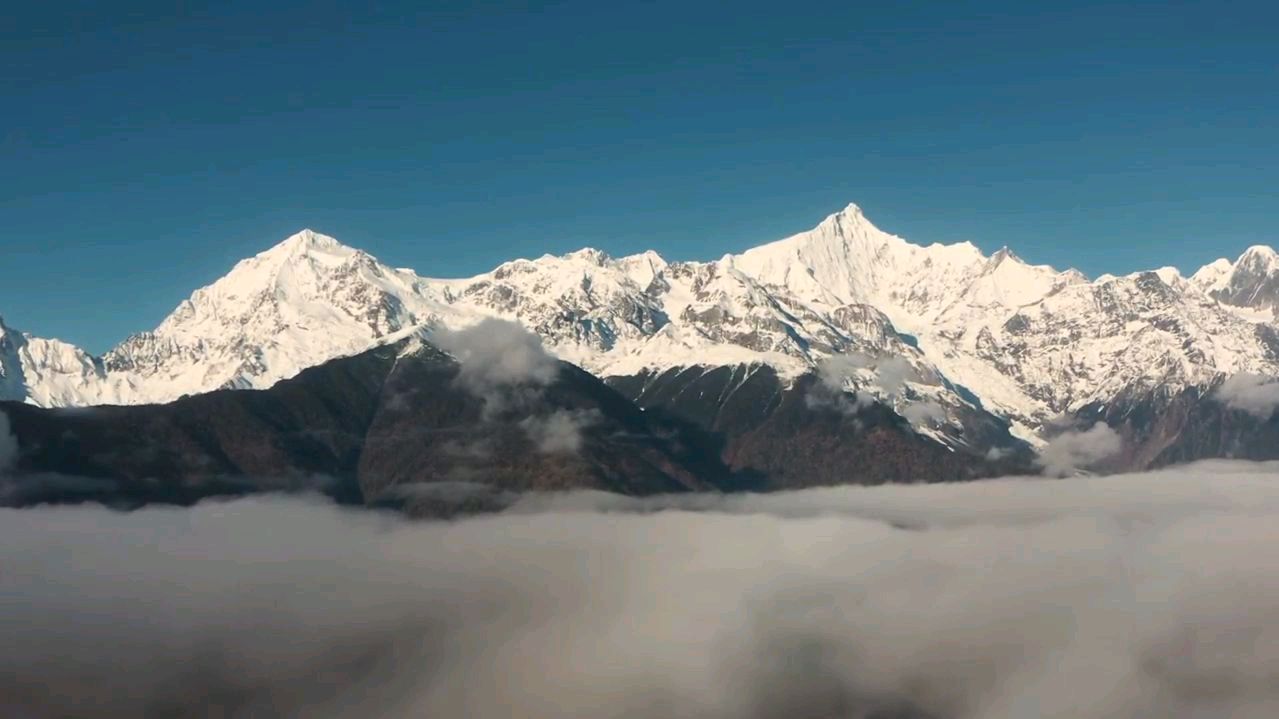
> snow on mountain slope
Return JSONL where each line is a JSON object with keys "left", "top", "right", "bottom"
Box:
{"left": 3, "top": 231, "right": 484, "bottom": 406}
{"left": 429, "top": 246, "right": 981, "bottom": 445}
{"left": 100, "top": 230, "right": 467, "bottom": 401}
{"left": 716, "top": 206, "right": 1279, "bottom": 437}
{"left": 1198, "top": 245, "right": 1279, "bottom": 315}
{"left": 729, "top": 204, "right": 984, "bottom": 320}
{"left": 726, "top": 205, "right": 1083, "bottom": 330}
{"left": 1191, "top": 257, "right": 1234, "bottom": 291}
{"left": 5, "top": 207, "right": 1277, "bottom": 449}
{"left": 431, "top": 245, "right": 907, "bottom": 377}
{"left": 0, "top": 317, "right": 112, "bottom": 407}
{"left": 966, "top": 271, "right": 1279, "bottom": 428}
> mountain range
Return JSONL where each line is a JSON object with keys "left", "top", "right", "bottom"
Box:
{"left": 3, "top": 203, "right": 1278, "bottom": 504}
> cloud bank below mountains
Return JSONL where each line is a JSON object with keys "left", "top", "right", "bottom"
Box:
{"left": 4, "top": 460, "right": 1279, "bottom": 718}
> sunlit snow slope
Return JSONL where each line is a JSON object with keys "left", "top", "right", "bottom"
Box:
{"left": 3, "top": 205, "right": 1276, "bottom": 443}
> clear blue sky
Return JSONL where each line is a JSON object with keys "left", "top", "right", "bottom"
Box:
{"left": 3, "top": 0, "right": 1275, "bottom": 353}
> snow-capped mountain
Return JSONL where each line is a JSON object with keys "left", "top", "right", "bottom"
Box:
{"left": 98, "top": 230, "right": 483, "bottom": 404}
{"left": 3, "top": 205, "right": 1276, "bottom": 450}
{"left": 1192, "top": 245, "right": 1279, "bottom": 315}
{"left": 429, "top": 203, "right": 1278, "bottom": 440}
{"left": 0, "top": 317, "right": 107, "bottom": 407}
{"left": 4, "top": 230, "right": 478, "bottom": 406}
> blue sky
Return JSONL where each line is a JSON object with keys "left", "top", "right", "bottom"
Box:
{"left": 3, "top": 0, "right": 1275, "bottom": 352}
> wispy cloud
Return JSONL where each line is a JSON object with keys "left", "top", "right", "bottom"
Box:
{"left": 432, "top": 317, "right": 560, "bottom": 417}
{"left": 812, "top": 352, "right": 943, "bottom": 427}
{"left": 1215, "top": 372, "right": 1279, "bottom": 419}
{"left": 985, "top": 446, "right": 1012, "bottom": 461}
{"left": 900, "top": 400, "right": 945, "bottom": 426}
{"left": 519, "top": 408, "right": 599, "bottom": 454}
{"left": 433, "top": 319, "right": 594, "bottom": 454}
{"left": 1036, "top": 421, "right": 1122, "bottom": 476}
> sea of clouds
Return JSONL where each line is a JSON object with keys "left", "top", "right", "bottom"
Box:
{"left": 4, "top": 460, "right": 1279, "bottom": 718}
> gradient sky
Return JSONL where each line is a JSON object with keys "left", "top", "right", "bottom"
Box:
{"left": 3, "top": 0, "right": 1276, "bottom": 353}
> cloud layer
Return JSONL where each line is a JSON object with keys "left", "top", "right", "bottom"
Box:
{"left": 4, "top": 461, "right": 1279, "bottom": 718}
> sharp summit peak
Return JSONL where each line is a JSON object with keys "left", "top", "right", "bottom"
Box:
{"left": 274, "top": 228, "right": 344, "bottom": 252}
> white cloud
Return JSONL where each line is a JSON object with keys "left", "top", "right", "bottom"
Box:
{"left": 1037, "top": 421, "right": 1122, "bottom": 476}
{"left": 432, "top": 318, "right": 560, "bottom": 416}
{"left": 815, "top": 352, "right": 871, "bottom": 393}
{"left": 900, "top": 400, "right": 945, "bottom": 426}
{"left": 5, "top": 461, "right": 1279, "bottom": 717}
{"left": 439, "top": 438, "right": 495, "bottom": 460}
{"left": 431, "top": 321, "right": 600, "bottom": 453}
{"left": 870, "top": 355, "right": 915, "bottom": 395}
{"left": 802, "top": 385, "right": 872, "bottom": 416}
{"left": 812, "top": 352, "right": 929, "bottom": 421}
{"left": 1216, "top": 373, "right": 1279, "bottom": 419}
{"left": 816, "top": 352, "right": 915, "bottom": 398}
{"left": 519, "top": 409, "right": 599, "bottom": 454}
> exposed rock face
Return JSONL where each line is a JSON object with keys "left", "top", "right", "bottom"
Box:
{"left": 1071, "top": 378, "right": 1279, "bottom": 471}
{"left": 608, "top": 365, "right": 1033, "bottom": 489}
{"left": 0, "top": 337, "right": 735, "bottom": 510}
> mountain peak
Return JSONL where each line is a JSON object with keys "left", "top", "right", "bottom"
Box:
{"left": 563, "top": 247, "right": 612, "bottom": 265}
{"left": 1192, "top": 245, "right": 1279, "bottom": 312}
{"left": 13, "top": 203, "right": 1279, "bottom": 445}
{"left": 1190, "top": 258, "right": 1233, "bottom": 291}
{"left": 1238, "top": 245, "right": 1278, "bottom": 267}
{"left": 1151, "top": 266, "right": 1184, "bottom": 286}
{"left": 243, "top": 229, "right": 359, "bottom": 274}
{"left": 821, "top": 202, "right": 871, "bottom": 229}
{"left": 1197, "top": 257, "right": 1233, "bottom": 274}
{"left": 274, "top": 228, "right": 342, "bottom": 253}
{"left": 990, "top": 246, "right": 1021, "bottom": 265}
